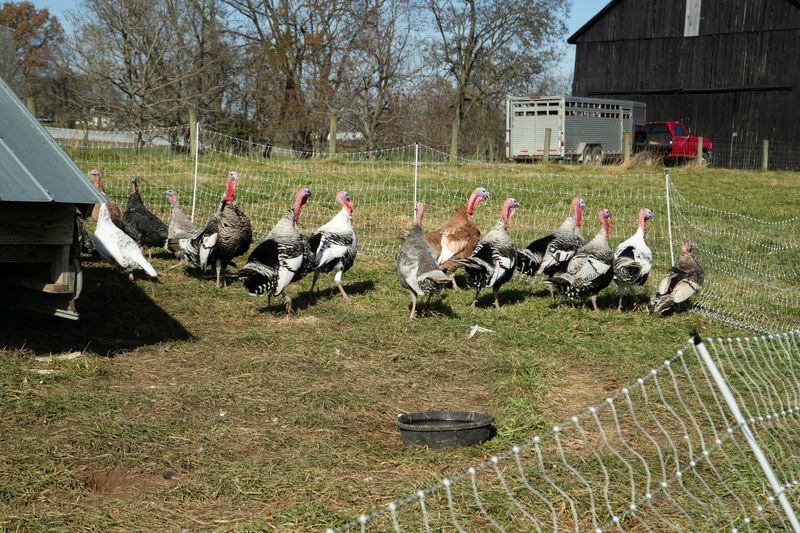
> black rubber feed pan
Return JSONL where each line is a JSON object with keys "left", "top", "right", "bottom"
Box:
{"left": 396, "top": 411, "right": 495, "bottom": 448}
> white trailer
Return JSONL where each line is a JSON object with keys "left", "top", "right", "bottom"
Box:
{"left": 505, "top": 96, "right": 646, "bottom": 162}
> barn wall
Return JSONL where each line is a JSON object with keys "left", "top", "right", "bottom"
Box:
{"left": 571, "top": 0, "right": 800, "bottom": 147}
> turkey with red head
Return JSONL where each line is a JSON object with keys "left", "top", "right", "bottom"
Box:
{"left": 238, "top": 187, "right": 313, "bottom": 314}
{"left": 309, "top": 191, "right": 357, "bottom": 300}
{"left": 457, "top": 197, "right": 519, "bottom": 309}
{"left": 546, "top": 208, "right": 614, "bottom": 311}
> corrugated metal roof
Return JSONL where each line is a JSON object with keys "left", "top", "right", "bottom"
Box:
{"left": 0, "top": 75, "right": 104, "bottom": 204}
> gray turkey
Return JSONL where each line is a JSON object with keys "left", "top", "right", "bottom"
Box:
{"left": 651, "top": 241, "right": 704, "bottom": 316}
{"left": 516, "top": 196, "right": 585, "bottom": 282}
{"left": 396, "top": 202, "right": 453, "bottom": 321}
{"left": 168, "top": 171, "right": 253, "bottom": 287}
{"left": 123, "top": 176, "right": 168, "bottom": 251}
{"left": 165, "top": 189, "right": 200, "bottom": 241}
{"left": 309, "top": 191, "right": 357, "bottom": 300}
{"left": 546, "top": 208, "right": 613, "bottom": 311}
{"left": 613, "top": 207, "right": 654, "bottom": 311}
{"left": 457, "top": 197, "right": 519, "bottom": 309}
{"left": 238, "top": 187, "right": 313, "bottom": 314}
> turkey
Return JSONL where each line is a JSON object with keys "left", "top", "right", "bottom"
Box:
{"left": 651, "top": 241, "right": 704, "bottom": 317}
{"left": 169, "top": 171, "right": 253, "bottom": 287}
{"left": 88, "top": 169, "right": 124, "bottom": 230}
{"left": 613, "top": 207, "right": 654, "bottom": 311}
{"left": 309, "top": 191, "right": 357, "bottom": 300}
{"left": 425, "top": 187, "right": 490, "bottom": 288}
{"left": 92, "top": 203, "right": 158, "bottom": 279}
{"left": 546, "top": 208, "right": 613, "bottom": 311}
{"left": 165, "top": 189, "right": 200, "bottom": 241}
{"left": 457, "top": 197, "right": 519, "bottom": 309}
{"left": 396, "top": 202, "right": 453, "bottom": 321}
{"left": 238, "top": 187, "right": 313, "bottom": 314}
{"left": 516, "top": 196, "right": 586, "bottom": 284}
{"left": 75, "top": 216, "right": 95, "bottom": 255}
{"left": 123, "top": 176, "right": 168, "bottom": 251}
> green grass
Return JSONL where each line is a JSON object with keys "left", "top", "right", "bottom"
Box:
{"left": 1, "top": 156, "right": 798, "bottom": 531}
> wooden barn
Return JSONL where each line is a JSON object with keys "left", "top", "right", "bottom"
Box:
{"left": 568, "top": 0, "right": 800, "bottom": 167}
{"left": 0, "top": 75, "right": 103, "bottom": 319}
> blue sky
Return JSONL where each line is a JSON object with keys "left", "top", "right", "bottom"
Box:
{"left": 30, "top": 0, "right": 611, "bottom": 77}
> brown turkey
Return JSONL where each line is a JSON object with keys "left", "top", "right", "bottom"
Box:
{"left": 425, "top": 187, "right": 490, "bottom": 288}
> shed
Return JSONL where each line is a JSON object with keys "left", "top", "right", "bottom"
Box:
{"left": 0, "top": 74, "right": 104, "bottom": 319}
{"left": 568, "top": 0, "right": 800, "bottom": 167}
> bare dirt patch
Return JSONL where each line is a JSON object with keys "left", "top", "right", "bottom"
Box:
{"left": 85, "top": 469, "right": 175, "bottom": 499}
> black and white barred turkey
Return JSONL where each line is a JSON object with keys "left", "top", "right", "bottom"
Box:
{"left": 309, "top": 191, "right": 357, "bottom": 300}
{"left": 546, "top": 208, "right": 614, "bottom": 311}
{"left": 238, "top": 187, "right": 313, "bottom": 314}
{"left": 458, "top": 197, "right": 519, "bottom": 309}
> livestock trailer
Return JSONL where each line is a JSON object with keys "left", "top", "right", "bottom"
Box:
{"left": 506, "top": 96, "right": 646, "bottom": 162}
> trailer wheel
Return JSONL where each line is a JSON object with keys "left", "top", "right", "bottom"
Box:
{"left": 583, "top": 145, "right": 602, "bottom": 165}
{"left": 591, "top": 146, "right": 604, "bottom": 164}
{"left": 581, "top": 145, "right": 596, "bottom": 165}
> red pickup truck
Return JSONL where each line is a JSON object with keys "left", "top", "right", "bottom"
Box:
{"left": 634, "top": 122, "right": 713, "bottom": 164}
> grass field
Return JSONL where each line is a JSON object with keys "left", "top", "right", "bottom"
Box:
{"left": 0, "top": 157, "right": 798, "bottom": 531}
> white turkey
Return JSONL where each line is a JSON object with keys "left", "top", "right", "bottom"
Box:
{"left": 516, "top": 196, "right": 586, "bottom": 283}
{"left": 396, "top": 202, "right": 453, "bottom": 321}
{"left": 457, "top": 197, "right": 519, "bottom": 309}
{"left": 238, "top": 187, "right": 313, "bottom": 315}
{"left": 92, "top": 203, "right": 158, "bottom": 279}
{"left": 309, "top": 191, "right": 357, "bottom": 300}
{"left": 546, "top": 208, "right": 613, "bottom": 311}
{"left": 651, "top": 241, "right": 704, "bottom": 316}
{"left": 613, "top": 207, "right": 654, "bottom": 311}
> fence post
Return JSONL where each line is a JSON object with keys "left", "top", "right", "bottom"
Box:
{"left": 189, "top": 108, "right": 197, "bottom": 155}
{"left": 665, "top": 170, "right": 675, "bottom": 267}
{"left": 413, "top": 142, "right": 419, "bottom": 217}
{"left": 329, "top": 115, "right": 337, "bottom": 156}
{"left": 191, "top": 121, "right": 200, "bottom": 223}
{"left": 623, "top": 131, "right": 631, "bottom": 164}
{"left": 762, "top": 139, "right": 769, "bottom": 171}
{"left": 692, "top": 334, "right": 800, "bottom": 532}
{"left": 695, "top": 136, "right": 703, "bottom": 165}
{"left": 543, "top": 128, "right": 551, "bottom": 164}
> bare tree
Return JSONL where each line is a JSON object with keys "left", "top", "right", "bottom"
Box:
{"left": 425, "top": 0, "right": 569, "bottom": 158}
{"left": 224, "top": 0, "right": 360, "bottom": 152}
{"left": 341, "top": 0, "right": 419, "bottom": 152}
{"left": 67, "top": 0, "right": 232, "bottom": 140}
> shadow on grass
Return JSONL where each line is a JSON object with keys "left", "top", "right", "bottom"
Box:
{"left": 469, "top": 286, "right": 530, "bottom": 309}
{"left": 257, "top": 280, "right": 376, "bottom": 315}
{"left": 0, "top": 268, "right": 192, "bottom": 356}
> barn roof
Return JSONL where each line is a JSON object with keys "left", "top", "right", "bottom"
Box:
{"left": 567, "top": 0, "right": 800, "bottom": 44}
{"left": 0, "top": 76, "right": 103, "bottom": 205}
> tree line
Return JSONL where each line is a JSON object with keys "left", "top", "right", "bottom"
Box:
{"left": 1, "top": 0, "right": 571, "bottom": 158}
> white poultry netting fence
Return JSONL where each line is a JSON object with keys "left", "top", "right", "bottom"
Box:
{"left": 55, "top": 124, "right": 799, "bottom": 335}
{"left": 327, "top": 331, "right": 800, "bottom": 532}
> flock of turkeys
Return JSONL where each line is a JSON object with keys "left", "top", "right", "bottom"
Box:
{"left": 81, "top": 170, "right": 703, "bottom": 320}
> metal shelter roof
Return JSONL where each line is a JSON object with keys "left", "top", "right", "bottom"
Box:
{"left": 0, "top": 75, "right": 104, "bottom": 204}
